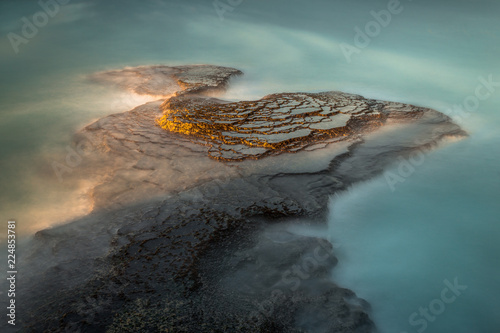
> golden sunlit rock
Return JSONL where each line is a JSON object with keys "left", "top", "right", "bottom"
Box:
{"left": 157, "top": 91, "right": 419, "bottom": 161}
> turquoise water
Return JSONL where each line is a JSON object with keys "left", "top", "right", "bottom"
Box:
{"left": 328, "top": 131, "right": 500, "bottom": 332}
{"left": 1, "top": 0, "right": 499, "bottom": 331}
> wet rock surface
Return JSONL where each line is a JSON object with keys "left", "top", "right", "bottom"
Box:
{"left": 158, "top": 91, "right": 387, "bottom": 161}
{"left": 9, "top": 65, "right": 466, "bottom": 332}
{"left": 90, "top": 64, "right": 243, "bottom": 97}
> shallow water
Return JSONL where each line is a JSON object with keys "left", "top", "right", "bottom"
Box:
{"left": 1, "top": 0, "right": 499, "bottom": 331}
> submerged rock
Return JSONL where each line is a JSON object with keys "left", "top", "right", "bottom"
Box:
{"left": 10, "top": 65, "right": 466, "bottom": 333}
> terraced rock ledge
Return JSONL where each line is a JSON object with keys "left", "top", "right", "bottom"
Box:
{"left": 10, "top": 65, "right": 466, "bottom": 333}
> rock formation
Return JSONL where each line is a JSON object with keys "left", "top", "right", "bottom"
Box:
{"left": 10, "top": 65, "right": 466, "bottom": 333}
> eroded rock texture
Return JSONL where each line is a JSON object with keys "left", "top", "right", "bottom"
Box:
{"left": 90, "top": 64, "right": 242, "bottom": 97}
{"left": 10, "top": 65, "right": 466, "bottom": 333}
{"left": 158, "top": 92, "right": 384, "bottom": 160}
{"left": 157, "top": 88, "right": 455, "bottom": 162}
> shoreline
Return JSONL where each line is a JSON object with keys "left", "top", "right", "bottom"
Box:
{"left": 6, "top": 65, "right": 466, "bottom": 332}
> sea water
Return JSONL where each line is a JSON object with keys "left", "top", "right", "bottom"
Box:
{"left": 0, "top": 0, "right": 499, "bottom": 331}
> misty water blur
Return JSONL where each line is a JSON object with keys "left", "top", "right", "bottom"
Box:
{"left": 0, "top": 0, "right": 499, "bottom": 331}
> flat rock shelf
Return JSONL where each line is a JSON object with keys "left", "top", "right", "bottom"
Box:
{"left": 11, "top": 65, "right": 466, "bottom": 333}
